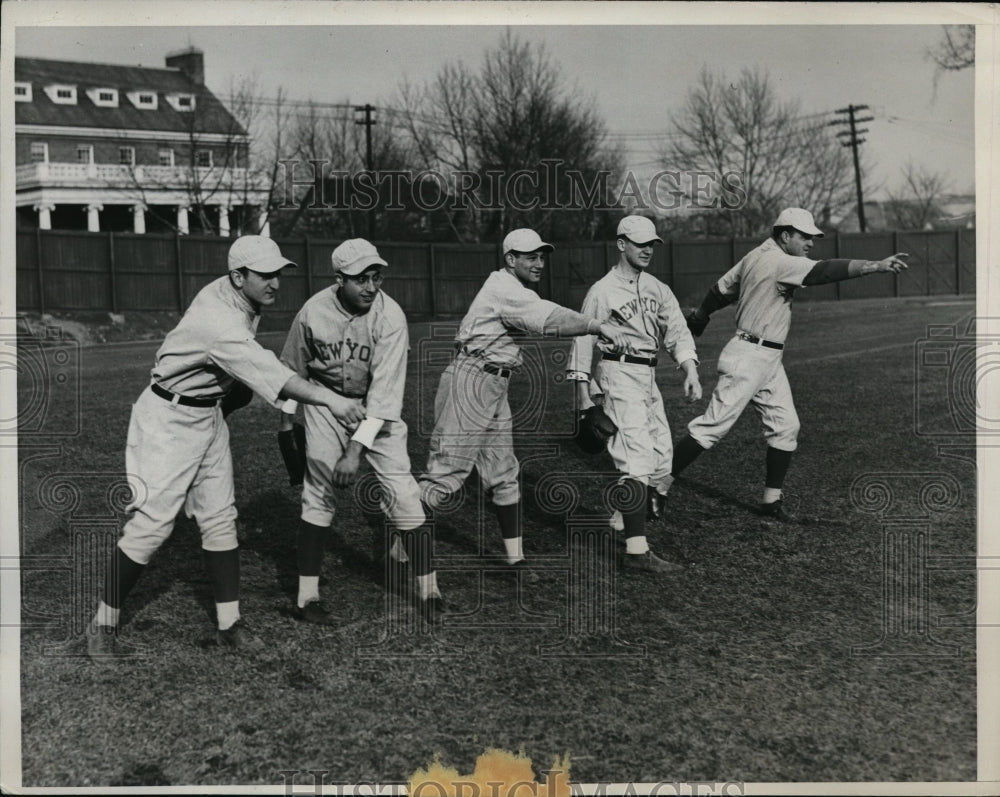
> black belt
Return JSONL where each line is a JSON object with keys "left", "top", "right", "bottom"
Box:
{"left": 151, "top": 382, "right": 223, "bottom": 407}
{"left": 456, "top": 346, "right": 514, "bottom": 379}
{"left": 602, "top": 352, "right": 658, "bottom": 367}
{"left": 737, "top": 331, "right": 784, "bottom": 351}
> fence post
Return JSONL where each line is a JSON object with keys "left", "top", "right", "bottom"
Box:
{"left": 304, "top": 235, "right": 314, "bottom": 298}
{"left": 428, "top": 241, "right": 437, "bottom": 318}
{"left": 834, "top": 232, "right": 841, "bottom": 301}
{"left": 892, "top": 231, "right": 902, "bottom": 297}
{"left": 954, "top": 228, "right": 961, "bottom": 295}
{"left": 35, "top": 227, "right": 46, "bottom": 315}
{"left": 174, "top": 232, "right": 185, "bottom": 312}
{"left": 667, "top": 238, "right": 675, "bottom": 286}
{"left": 108, "top": 231, "right": 118, "bottom": 314}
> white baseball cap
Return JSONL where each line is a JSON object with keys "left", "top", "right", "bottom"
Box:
{"left": 502, "top": 228, "right": 554, "bottom": 255}
{"left": 774, "top": 207, "right": 824, "bottom": 237}
{"left": 331, "top": 239, "right": 388, "bottom": 276}
{"left": 228, "top": 236, "right": 297, "bottom": 274}
{"left": 617, "top": 215, "right": 663, "bottom": 244}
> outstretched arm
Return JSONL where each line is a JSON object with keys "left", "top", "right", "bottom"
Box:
{"left": 802, "top": 253, "right": 909, "bottom": 285}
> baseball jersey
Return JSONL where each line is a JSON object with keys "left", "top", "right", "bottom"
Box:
{"left": 716, "top": 238, "right": 818, "bottom": 345}
{"left": 568, "top": 266, "right": 698, "bottom": 377}
{"left": 151, "top": 275, "right": 297, "bottom": 404}
{"left": 457, "top": 269, "right": 562, "bottom": 368}
{"left": 280, "top": 288, "right": 408, "bottom": 422}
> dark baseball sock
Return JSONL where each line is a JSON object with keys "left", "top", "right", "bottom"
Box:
{"left": 612, "top": 479, "right": 647, "bottom": 543}
{"left": 494, "top": 501, "right": 520, "bottom": 539}
{"left": 102, "top": 547, "right": 146, "bottom": 609}
{"left": 297, "top": 519, "right": 328, "bottom": 577}
{"left": 672, "top": 435, "right": 706, "bottom": 477}
{"left": 765, "top": 446, "right": 794, "bottom": 490}
{"left": 402, "top": 523, "right": 434, "bottom": 577}
{"left": 203, "top": 548, "right": 240, "bottom": 603}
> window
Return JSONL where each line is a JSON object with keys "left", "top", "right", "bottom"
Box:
{"left": 127, "top": 91, "right": 158, "bottom": 110}
{"left": 87, "top": 87, "right": 119, "bottom": 107}
{"left": 158, "top": 148, "right": 175, "bottom": 167}
{"left": 119, "top": 146, "right": 135, "bottom": 167}
{"left": 30, "top": 142, "right": 48, "bottom": 163}
{"left": 76, "top": 145, "right": 94, "bottom": 165}
{"left": 45, "top": 83, "right": 78, "bottom": 104}
{"left": 14, "top": 82, "right": 32, "bottom": 102}
{"left": 165, "top": 92, "right": 196, "bottom": 112}
{"left": 196, "top": 150, "right": 212, "bottom": 168}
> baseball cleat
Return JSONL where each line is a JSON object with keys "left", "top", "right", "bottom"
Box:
{"left": 86, "top": 621, "right": 126, "bottom": 665}
{"left": 416, "top": 595, "right": 448, "bottom": 626}
{"left": 293, "top": 600, "right": 337, "bottom": 626}
{"left": 758, "top": 499, "right": 794, "bottom": 522}
{"left": 609, "top": 510, "right": 624, "bottom": 532}
{"left": 622, "top": 549, "right": 683, "bottom": 574}
{"left": 216, "top": 619, "right": 265, "bottom": 651}
{"left": 510, "top": 559, "right": 541, "bottom": 585}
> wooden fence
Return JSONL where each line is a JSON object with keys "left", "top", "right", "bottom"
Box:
{"left": 16, "top": 228, "right": 976, "bottom": 330}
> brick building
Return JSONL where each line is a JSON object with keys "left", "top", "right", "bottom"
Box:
{"left": 15, "top": 48, "right": 269, "bottom": 236}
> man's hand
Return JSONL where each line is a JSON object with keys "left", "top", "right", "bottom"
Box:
{"left": 326, "top": 394, "right": 365, "bottom": 425}
{"left": 597, "top": 321, "right": 629, "bottom": 351}
{"left": 877, "top": 253, "right": 910, "bottom": 274}
{"left": 681, "top": 360, "right": 702, "bottom": 402}
{"left": 332, "top": 447, "right": 362, "bottom": 488}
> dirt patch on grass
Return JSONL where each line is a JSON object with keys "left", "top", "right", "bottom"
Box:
{"left": 17, "top": 310, "right": 182, "bottom": 346}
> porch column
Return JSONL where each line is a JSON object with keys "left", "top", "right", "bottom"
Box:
{"left": 132, "top": 203, "right": 147, "bottom": 234}
{"left": 177, "top": 205, "right": 190, "bottom": 235}
{"left": 218, "top": 205, "right": 231, "bottom": 238}
{"left": 86, "top": 203, "right": 103, "bottom": 232}
{"left": 34, "top": 202, "right": 55, "bottom": 230}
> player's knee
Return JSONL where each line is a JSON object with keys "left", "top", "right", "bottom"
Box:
{"left": 610, "top": 477, "right": 646, "bottom": 513}
{"left": 199, "top": 516, "right": 238, "bottom": 552}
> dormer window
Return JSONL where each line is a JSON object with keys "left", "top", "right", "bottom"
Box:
{"left": 127, "top": 91, "right": 158, "bottom": 110}
{"left": 15, "top": 82, "right": 32, "bottom": 102}
{"left": 87, "top": 87, "right": 119, "bottom": 107}
{"left": 45, "top": 84, "right": 78, "bottom": 104}
{"left": 166, "top": 92, "right": 196, "bottom": 112}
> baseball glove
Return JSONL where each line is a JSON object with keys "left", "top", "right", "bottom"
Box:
{"left": 685, "top": 310, "right": 709, "bottom": 337}
{"left": 277, "top": 422, "right": 307, "bottom": 486}
{"left": 221, "top": 381, "right": 255, "bottom": 418}
{"left": 575, "top": 405, "right": 617, "bottom": 455}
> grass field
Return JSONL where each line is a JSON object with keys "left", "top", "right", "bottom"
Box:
{"left": 15, "top": 295, "right": 978, "bottom": 788}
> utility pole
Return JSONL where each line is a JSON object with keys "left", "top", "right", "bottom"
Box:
{"left": 354, "top": 104, "right": 376, "bottom": 239}
{"left": 829, "top": 104, "right": 874, "bottom": 232}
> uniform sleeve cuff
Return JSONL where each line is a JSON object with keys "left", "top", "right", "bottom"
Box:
{"left": 351, "top": 417, "right": 385, "bottom": 449}
{"left": 565, "top": 370, "right": 590, "bottom": 382}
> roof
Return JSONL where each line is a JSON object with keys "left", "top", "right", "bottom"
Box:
{"left": 14, "top": 56, "right": 245, "bottom": 137}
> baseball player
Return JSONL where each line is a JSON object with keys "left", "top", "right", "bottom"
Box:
{"left": 86, "top": 236, "right": 366, "bottom": 663}
{"left": 277, "top": 239, "right": 447, "bottom": 624}
{"left": 418, "top": 229, "right": 629, "bottom": 582}
{"left": 674, "top": 207, "right": 909, "bottom": 519}
{"left": 567, "top": 215, "right": 701, "bottom": 574}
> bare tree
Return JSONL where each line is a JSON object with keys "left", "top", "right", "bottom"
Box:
{"left": 884, "top": 160, "right": 950, "bottom": 230}
{"left": 928, "top": 25, "right": 975, "bottom": 72}
{"left": 663, "top": 67, "right": 858, "bottom": 237}
{"left": 392, "top": 30, "right": 623, "bottom": 241}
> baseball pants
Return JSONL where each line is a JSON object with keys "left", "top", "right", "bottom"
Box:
{"left": 419, "top": 354, "right": 520, "bottom": 510}
{"left": 687, "top": 336, "right": 800, "bottom": 451}
{"left": 597, "top": 360, "right": 674, "bottom": 494}
{"left": 300, "top": 403, "right": 424, "bottom": 530}
{"left": 118, "top": 386, "right": 239, "bottom": 565}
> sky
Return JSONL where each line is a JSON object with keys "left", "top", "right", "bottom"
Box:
{"left": 9, "top": 5, "right": 982, "bottom": 202}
